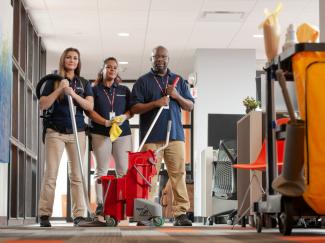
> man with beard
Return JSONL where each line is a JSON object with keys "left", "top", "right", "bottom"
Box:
{"left": 130, "top": 46, "right": 194, "bottom": 226}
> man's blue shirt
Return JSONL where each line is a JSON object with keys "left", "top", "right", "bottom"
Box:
{"left": 41, "top": 76, "right": 93, "bottom": 129}
{"left": 131, "top": 69, "right": 194, "bottom": 143}
{"left": 90, "top": 82, "right": 131, "bottom": 137}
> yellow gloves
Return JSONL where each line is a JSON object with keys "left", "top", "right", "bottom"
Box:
{"left": 109, "top": 115, "right": 127, "bottom": 142}
{"left": 296, "top": 23, "right": 319, "bottom": 43}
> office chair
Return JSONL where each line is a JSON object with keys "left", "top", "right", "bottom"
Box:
{"left": 232, "top": 118, "right": 288, "bottom": 227}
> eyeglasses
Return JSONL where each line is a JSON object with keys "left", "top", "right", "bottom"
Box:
{"left": 152, "top": 55, "right": 169, "bottom": 60}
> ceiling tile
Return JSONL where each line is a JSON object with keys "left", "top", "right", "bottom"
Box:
{"left": 99, "top": 0, "right": 151, "bottom": 11}
{"left": 188, "top": 22, "right": 242, "bottom": 48}
{"left": 202, "top": 0, "right": 257, "bottom": 12}
{"left": 26, "top": 0, "right": 319, "bottom": 80}
{"left": 151, "top": 0, "right": 204, "bottom": 11}
{"left": 45, "top": 0, "right": 97, "bottom": 11}
{"left": 99, "top": 11, "right": 148, "bottom": 25}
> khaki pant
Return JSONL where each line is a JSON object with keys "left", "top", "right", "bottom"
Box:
{"left": 38, "top": 129, "right": 86, "bottom": 218}
{"left": 143, "top": 141, "right": 190, "bottom": 217}
{"left": 91, "top": 134, "right": 132, "bottom": 204}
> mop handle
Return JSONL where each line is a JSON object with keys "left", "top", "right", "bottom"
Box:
{"left": 67, "top": 95, "right": 94, "bottom": 217}
{"left": 137, "top": 77, "right": 180, "bottom": 152}
{"left": 155, "top": 120, "right": 172, "bottom": 155}
{"left": 276, "top": 69, "right": 296, "bottom": 123}
{"left": 133, "top": 164, "right": 153, "bottom": 187}
{"left": 102, "top": 180, "right": 112, "bottom": 208}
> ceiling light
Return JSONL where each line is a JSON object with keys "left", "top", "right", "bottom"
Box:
{"left": 199, "top": 11, "right": 246, "bottom": 22}
{"left": 253, "top": 34, "right": 264, "bottom": 38}
{"left": 119, "top": 61, "right": 128, "bottom": 65}
{"left": 117, "top": 33, "right": 130, "bottom": 37}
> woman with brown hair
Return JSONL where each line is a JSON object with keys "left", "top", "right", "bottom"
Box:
{"left": 38, "top": 47, "right": 94, "bottom": 227}
{"left": 86, "top": 57, "right": 132, "bottom": 222}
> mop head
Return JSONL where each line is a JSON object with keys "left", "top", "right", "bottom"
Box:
{"left": 272, "top": 175, "right": 305, "bottom": 197}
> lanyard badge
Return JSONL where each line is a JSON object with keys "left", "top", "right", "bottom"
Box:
{"left": 103, "top": 88, "right": 116, "bottom": 119}
{"left": 109, "top": 112, "right": 116, "bottom": 120}
{"left": 154, "top": 76, "right": 170, "bottom": 109}
{"left": 154, "top": 76, "right": 169, "bottom": 96}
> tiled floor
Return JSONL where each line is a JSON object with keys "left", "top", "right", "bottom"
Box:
{"left": 1, "top": 222, "right": 325, "bottom": 243}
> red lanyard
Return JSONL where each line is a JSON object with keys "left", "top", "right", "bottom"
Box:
{"left": 103, "top": 88, "right": 115, "bottom": 112}
{"left": 154, "top": 76, "right": 169, "bottom": 96}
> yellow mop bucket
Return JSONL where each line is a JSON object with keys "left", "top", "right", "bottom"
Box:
{"left": 292, "top": 51, "right": 325, "bottom": 214}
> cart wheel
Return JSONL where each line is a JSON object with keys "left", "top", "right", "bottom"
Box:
{"left": 153, "top": 216, "right": 164, "bottom": 227}
{"left": 321, "top": 218, "right": 325, "bottom": 227}
{"left": 280, "top": 212, "right": 293, "bottom": 236}
{"left": 280, "top": 199, "right": 295, "bottom": 236}
{"left": 255, "top": 213, "right": 262, "bottom": 233}
{"left": 203, "top": 217, "right": 208, "bottom": 225}
{"left": 227, "top": 219, "right": 233, "bottom": 225}
{"left": 105, "top": 217, "right": 117, "bottom": 227}
{"left": 277, "top": 214, "right": 284, "bottom": 234}
{"left": 271, "top": 217, "right": 278, "bottom": 228}
{"left": 241, "top": 216, "right": 246, "bottom": 228}
{"left": 208, "top": 217, "right": 213, "bottom": 226}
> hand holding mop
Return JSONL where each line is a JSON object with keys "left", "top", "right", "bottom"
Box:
{"left": 138, "top": 76, "right": 180, "bottom": 152}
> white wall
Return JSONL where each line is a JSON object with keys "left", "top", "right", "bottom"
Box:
{"left": 320, "top": 0, "right": 325, "bottom": 42}
{"left": 193, "top": 49, "right": 256, "bottom": 216}
{"left": 0, "top": 164, "right": 8, "bottom": 217}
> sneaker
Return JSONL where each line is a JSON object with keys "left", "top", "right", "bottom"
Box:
{"left": 73, "top": 217, "right": 86, "bottom": 227}
{"left": 40, "top": 215, "right": 51, "bottom": 227}
{"left": 136, "top": 220, "right": 154, "bottom": 226}
{"left": 78, "top": 217, "right": 107, "bottom": 227}
{"left": 173, "top": 214, "right": 192, "bottom": 226}
{"left": 95, "top": 203, "right": 103, "bottom": 215}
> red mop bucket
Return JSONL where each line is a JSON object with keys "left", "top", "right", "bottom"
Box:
{"left": 125, "top": 150, "right": 157, "bottom": 216}
{"left": 101, "top": 175, "right": 127, "bottom": 224}
{"left": 100, "top": 78, "right": 178, "bottom": 224}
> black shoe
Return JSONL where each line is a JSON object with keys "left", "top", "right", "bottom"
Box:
{"left": 40, "top": 215, "right": 51, "bottom": 227}
{"left": 173, "top": 214, "right": 192, "bottom": 226}
{"left": 73, "top": 217, "right": 86, "bottom": 227}
{"left": 95, "top": 203, "right": 103, "bottom": 215}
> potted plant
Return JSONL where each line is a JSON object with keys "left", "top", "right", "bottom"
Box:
{"left": 242, "top": 96, "right": 261, "bottom": 114}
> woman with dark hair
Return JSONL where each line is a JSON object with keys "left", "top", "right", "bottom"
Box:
{"left": 38, "top": 47, "right": 94, "bottom": 227}
{"left": 87, "top": 57, "right": 132, "bottom": 220}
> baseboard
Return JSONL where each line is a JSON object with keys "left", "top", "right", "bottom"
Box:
{"left": 0, "top": 216, "right": 8, "bottom": 226}
{"left": 8, "top": 218, "right": 37, "bottom": 226}
{"left": 8, "top": 218, "right": 24, "bottom": 226}
{"left": 24, "top": 218, "right": 37, "bottom": 224}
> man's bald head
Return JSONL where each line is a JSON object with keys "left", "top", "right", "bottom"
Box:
{"left": 151, "top": 45, "right": 169, "bottom": 75}
{"left": 152, "top": 46, "right": 169, "bottom": 57}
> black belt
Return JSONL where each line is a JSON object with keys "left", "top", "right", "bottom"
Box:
{"left": 48, "top": 124, "right": 85, "bottom": 134}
